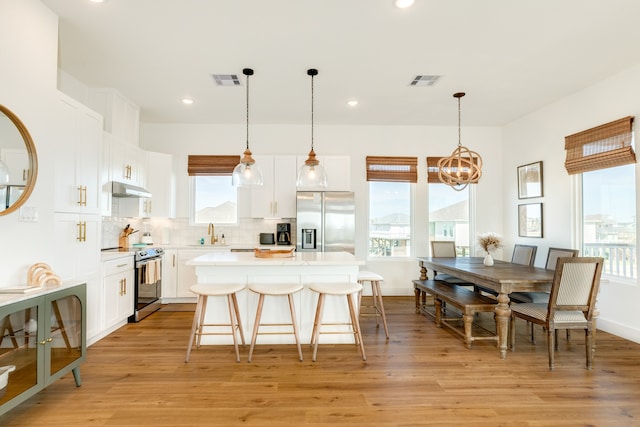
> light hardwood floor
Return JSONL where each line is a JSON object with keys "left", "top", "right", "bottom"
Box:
{"left": 2, "top": 297, "right": 640, "bottom": 426}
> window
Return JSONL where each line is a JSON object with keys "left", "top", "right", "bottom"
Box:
{"left": 188, "top": 155, "right": 240, "bottom": 225}
{"left": 369, "top": 181, "right": 412, "bottom": 257}
{"left": 366, "top": 156, "right": 417, "bottom": 257}
{"left": 566, "top": 116, "right": 637, "bottom": 279}
{"left": 581, "top": 164, "right": 636, "bottom": 279}
{"left": 428, "top": 184, "right": 470, "bottom": 256}
{"left": 192, "top": 176, "right": 238, "bottom": 224}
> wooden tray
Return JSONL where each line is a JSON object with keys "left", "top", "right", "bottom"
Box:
{"left": 254, "top": 248, "right": 295, "bottom": 258}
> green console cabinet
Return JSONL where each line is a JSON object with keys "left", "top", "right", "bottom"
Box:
{"left": 0, "top": 283, "right": 86, "bottom": 416}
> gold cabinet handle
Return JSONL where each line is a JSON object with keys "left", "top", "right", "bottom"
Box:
{"left": 123, "top": 277, "right": 127, "bottom": 295}
{"left": 82, "top": 221, "right": 87, "bottom": 242}
{"left": 76, "top": 222, "right": 83, "bottom": 241}
{"left": 82, "top": 186, "right": 87, "bottom": 206}
{"left": 39, "top": 337, "right": 53, "bottom": 345}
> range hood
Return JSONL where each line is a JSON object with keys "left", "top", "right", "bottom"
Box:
{"left": 111, "top": 181, "right": 152, "bottom": 198}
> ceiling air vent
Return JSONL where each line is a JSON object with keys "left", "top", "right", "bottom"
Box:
{"left": 410, "top": 75, "right": 441, "bottom": 86}
{"left": 211, "top": 74, "right": 241, "bottom": 86}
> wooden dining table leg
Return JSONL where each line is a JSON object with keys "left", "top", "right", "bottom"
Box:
{"left": 494, "top": 292, "right": 512, "bottom": 359}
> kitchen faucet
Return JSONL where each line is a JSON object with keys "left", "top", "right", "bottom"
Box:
{"left": 208, "top": 223, "right": 218, "bottom": 245}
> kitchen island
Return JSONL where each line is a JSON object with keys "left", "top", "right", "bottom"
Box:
{"left": 186, "top": 251, "right": 364, "bottom": 345}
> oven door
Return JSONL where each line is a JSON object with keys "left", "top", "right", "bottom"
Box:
{"left": 131, "top": 256, "right": 163, "bottom": 322}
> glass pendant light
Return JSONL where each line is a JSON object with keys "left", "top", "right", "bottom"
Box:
{"left": 232, "top": 68, "right": 263, "bottom": 187}
{"left": 297, "top": 68, "right": 328, "bottom": 188}
{"left": 437, "top": 92, "right": 482, "bottom": 191}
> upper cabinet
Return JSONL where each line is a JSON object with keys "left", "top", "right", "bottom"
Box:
{"left": 250, "top": 155, "right": 297, "bottom": 218}
{"left": 54, "top": 93, "right": 103, "bottom": 214}
{"left": 0, "top": 148, "right": 29, "bottom": 185}
{"left": 296, "top": 155, "right": 351, "bottom": 191}
{"left": 109, "top": 137, "right": 146, "bottom": 187}
{"left": 117, "top": 151, "right": 175, "bottom": 218}
{"left": 88, "top": 88, "right": 140, "bottom": 146}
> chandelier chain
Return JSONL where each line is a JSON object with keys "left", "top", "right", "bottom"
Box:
{"left": 457, "top": 95, "right": 461, "bottom": 147}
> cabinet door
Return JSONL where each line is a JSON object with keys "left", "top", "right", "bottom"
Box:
{"left": 110, "top": 137, "right": 141, "bottom": 185}
{"left": 250, "top": 155, "right": 275, "bottom": 218}
{"left": 0, "top": 299, "right": 41, "bottom": 409}
{"left": 0, "top": 148, "right": 29, "bottom": 184}
{"left": 45, "top": 290, "right": 85, "bottom": 383}
{"left": 103, "top": 271, "right": 133, "bottom": 329}
{"left": 143, "top": 151, "right": 175, "bottom": 218}
{"left": 250, "top": 155, "right": 296, "bottom": 218}
{"left": 54, "top": 94, "right": 103, "bottom": 214}
{"left": 296, "top": 155, "right": 351, "bottom": 191}
{"left": 161, "top": 249, "right": 178, "bottom": 299}
{"left": 176, "top": 250, "right": 200, "bottom": 298}
{"left": 53, "top": 213, "right": 101, "bottom": 281}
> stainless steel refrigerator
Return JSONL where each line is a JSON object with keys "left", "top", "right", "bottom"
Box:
{"left": 296, "top": 191, "right": 355, "bottom": 254}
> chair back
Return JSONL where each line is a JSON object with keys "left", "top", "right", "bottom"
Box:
{"left": 431, "top": 241, "right": 456, "bottom": 257}
{"left": 548, "top": 257, "right": 604, "bottom": 322}
{"left": 511, "top": 244, "right": 537, "bottom": 266}
{"left": 545, "top": 247, "right": 579, "bottom": 271}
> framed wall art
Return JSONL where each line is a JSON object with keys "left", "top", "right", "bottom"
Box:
{"left": 518, "top": 203, "right": 543, "bottom": 238}
{"left": 517, "top": 161, "right": 543, "bottom": 199}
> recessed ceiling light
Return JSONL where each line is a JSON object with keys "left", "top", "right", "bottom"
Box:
{"left": 89, "top": 0, "right": 106, "bottom": 4}
{"left": 347, "top": 100, "right": 359, "bottom": 107}
{"left": 394, "top": 0, "right": 415, "bottom": 8}
{"left": 181, "top": 98, "right": 194, "bottom": 105}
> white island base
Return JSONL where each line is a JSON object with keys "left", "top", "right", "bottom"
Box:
{"left": 187, "top": 251, "right": 364, "bottom": 345}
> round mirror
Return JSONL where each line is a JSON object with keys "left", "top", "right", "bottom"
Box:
{"left": 0, "top": 104, "right": 38, "bottom": 216}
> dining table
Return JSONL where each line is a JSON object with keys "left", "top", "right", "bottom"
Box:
{"left": 416, "top": 256, "right": 555, "bottom": 358}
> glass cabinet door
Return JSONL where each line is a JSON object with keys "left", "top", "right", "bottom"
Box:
{"left": 47, "top": 294, "right": 83, "bottom": 379}
{"left": 0, "top": 302, "right": 40, "bottom": 405}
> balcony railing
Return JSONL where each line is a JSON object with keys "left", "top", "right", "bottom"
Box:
{"left": 583, "top": 243, "right": 637, "bottom": 279}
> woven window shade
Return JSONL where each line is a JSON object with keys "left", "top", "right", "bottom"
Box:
{"left": 187, "top": 155, "right": 240, "bottom": 176}
{"left": 366, "top": 156, "right": 417, "bottom": 183}
{"left": 564, "top": 116, "right": 635, "bottom": 175}
{"left": 426, "top": 156, "right": 480, "bottom": 184}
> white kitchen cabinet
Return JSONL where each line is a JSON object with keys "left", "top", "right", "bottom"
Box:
{"left": 52, "top": 212, "right": 101, "bottom": 342}
{"left": 0, "top": 148, "right": 29, "bottom": 185}
{"left": 250, "top": 155, "right": 297, "bottom": 218}
{"left": 118, "top": 150, "right": 175, "bottom": 218}
{"left": 100, "top": 132, "right": 113, "bottom": 216}
{"left": 54, "top": 93, "right": 103, "bottom": 214}
{"left": 110, "top": 137, "right": 145, "bottom": 187}
{"left": 161, "top": 249, "right": 178, "bottom": 300}
{"left": 296, "top": 155, "right": 351, "bottom": 191}
{"left": 102, "top": 256, "right": 134, "bottom": 332}
{"left": 88, "top": 88, "right": 140, "bottom": 146}
{"left": 176, "top": 250, "right": 201, "bottom": 300}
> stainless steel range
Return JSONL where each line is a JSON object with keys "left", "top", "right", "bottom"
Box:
{"left": 129, "top": 247, "right": 164, "bottom": 322}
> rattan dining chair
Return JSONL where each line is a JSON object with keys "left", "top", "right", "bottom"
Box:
{"left": 509, "top": 257, "right": 604, "bottom": 370}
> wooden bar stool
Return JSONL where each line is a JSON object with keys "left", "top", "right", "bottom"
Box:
{"left": 309, "top": 282, "right": 366, "bottom": 362}
{"left": 248, "top": 283, "right": 304, "bottom": 362}
{"left": 185, "top": 283, "right": 245, "bottom": 363}
{"left": 357, "top": 270, "right": 390, "bottom": 339}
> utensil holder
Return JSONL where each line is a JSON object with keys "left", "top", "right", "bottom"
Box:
{"left": 119, "top": 236, "right": 129, "bottom": 249}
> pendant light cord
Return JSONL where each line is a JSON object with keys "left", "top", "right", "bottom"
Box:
{"left": 246, "top": 71, "right": 250, "bottom": 150}
{"left": 310, "top": 72, "right": 315, "bottom": 151}
{"left": 457, "top": 94, "right": 462, "bottom": 148}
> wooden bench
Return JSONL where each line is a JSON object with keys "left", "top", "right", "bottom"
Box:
{"left": 413, "top": 279, "right": 498, "bottom": 348}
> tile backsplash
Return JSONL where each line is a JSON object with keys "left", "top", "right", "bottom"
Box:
{"left": 101, "top": 216, "right": 295, "bottom": 249}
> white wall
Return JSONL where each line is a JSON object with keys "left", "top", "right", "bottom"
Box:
{"left": 503, "top": 62, "right": 640, "bottom": 342}
{"left": 140, "top": 123, "right": 504, "bottom": 295}
{"left": 0, "top": 0, "right": 60, "bottom": 286}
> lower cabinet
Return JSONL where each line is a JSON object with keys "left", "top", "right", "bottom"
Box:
{"left": 176, "top": 250, "right": 200, "bottom": 300}
{"left": 161, "top": 249, "right": 178, "bottom": 301}
{"left": 0, "top": 283, "right": 86, "bottom": 416}
{"left": 102, "top": 257, "right": 134, "bottom": 332}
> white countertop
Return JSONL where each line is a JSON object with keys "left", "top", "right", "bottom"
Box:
{"left": 0, "top": 280, "right": 86, "bottom": 308}
{"left": 187, "top": 251, "right": 364, "bottom": 266}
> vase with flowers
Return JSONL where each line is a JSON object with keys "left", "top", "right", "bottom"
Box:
{"left": 477, "top": 232, "right": 503, "bottom": 266}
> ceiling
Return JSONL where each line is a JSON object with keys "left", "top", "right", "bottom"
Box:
{"left": 41, "top": 0, "right": 640, "bottom": 127}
